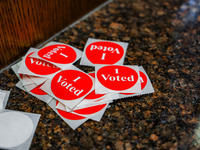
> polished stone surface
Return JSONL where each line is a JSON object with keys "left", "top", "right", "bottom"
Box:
{"left": 0, "top": 0, "right": 200, "bottom": 149}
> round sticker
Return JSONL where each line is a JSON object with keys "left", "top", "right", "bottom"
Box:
{"left": 25, "top": 52, "right": 60, "bottom": 75}
{"left": 56, "top": 101, "right": 106, "bottom": 120}
{"left": 97, "top": 65, "right": 139, "bottom": 91}
{"left": 38, "top": 44, "right": 77, "bottom": 64}
{"left": 56, "top": 101, "right": 85, "bottom": 120}
{"left": 85, "top": 73, "right": 105, "bottom": 100}
{"left": 57, "top": 109, "right": 86, "bottom": 120}
{"left": 74, "top": 104, "right": 106, "bottom": 115}
{"left": 85, "top": 41, "right": 124, "bottom": 64}
{"left": 51, "top": 70, "right": 93, "bottom": 100}
{"left": 30, "top": 84, "right": 47, "bottom": 95}
{"left": 0, "top": 112, "right": 33, "bottom": 148}
{"left": 121, "top": 71, "right": 147, "bottom": 95}
{"left": 88, "top": 72, "right": 95, "bottom": 78}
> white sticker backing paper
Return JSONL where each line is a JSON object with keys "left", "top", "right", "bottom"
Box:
{"left": 18, "top": 48, "right": 61, "bottom": 79}
{"left": 48, "top": 99, "right": 88, "bottom": 130}
{"left": 95, "top": 65, "right": 141, "bottom": 94}
{"left": 40, "top": 65, "right": 94, "bottom": 109}
{"left": 119, "top": 66, "right": 155, "bottom": 98}
{"left": 16, "top": 81, "right": 53, "bottom": 104}
{"left": 0, "top": 109, "right": 40, "bottom": 150}
{"left": 0, "top": 89, "right": 10, "bottom": 109}
{"left": 29, "top": 41, "right": 82, "bottom": 70}
{"left": 80, "top": 38, "right": 128, "bottom": 66}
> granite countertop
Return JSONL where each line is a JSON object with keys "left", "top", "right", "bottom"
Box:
{"left": 0, "top": 0, "right": 200, "bottom": 149}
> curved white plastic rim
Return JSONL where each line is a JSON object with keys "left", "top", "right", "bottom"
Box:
{"left": 0, "top": 112, "right": 34, "bottom": 148}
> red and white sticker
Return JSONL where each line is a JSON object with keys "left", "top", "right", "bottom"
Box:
{"left": 30, "top": 84, "right": 47, "bottom": 96}
{"left": 95, "top": 65, "right": 141, "bottom": 94}
{"left": 51, "top": 70, "right": 93, "bottom": 100}
{"left": 80, "top": 38, "right": 128, "bottom": 66}
{"left": 11, "top": 61, "right": 25, "bottom": 85}
{"left": 16, "top": 81, "right": 53, "bottom": 104}
{"left": 50, "top": 100, "right": 108, "bottom": 129}
{"left": 11, "top": 61, "right": 37, "bottom": 91}
{"left": 73, "top": 97, "right": 112, "bottom": 112}
{"left": 28, "top": 76, "right": 47, "bottom": 86}
{"left": 56, "top": 100, "right": 107, "bottom": 117}
{"left": 25, "top": 52, "right": 60, "bottom": 75}
{"left": 85, "top": 72, "right": 105, "bottom": 101}
{"left": 73, "top": 103, "right": 107, "bottom": 122}
{"left": 40, "top": 65, "right": 94, "bottom": 109}
{"left": 55, "top": 72, "right": 110, "bottom": 111}
{"left": 119, "top": 66, "right": 155, "bottom": 97}
{"left": 120, "top": 71, "right": 147, "bottom": 95}
{"left": 18, "top": 48, "right": 61, "bottom": 78}
{"left": 21, "top": 75, "right": 35, "bottom": 86}
{"left": 12, "top": 61, "right": 46, "bottom": 86}
{"left": 23, "top": 83, "right": 38, "bottom": 92}
{"left": 56, "top": 100, "right": 86, "bottom": 120}
{"left": 29, "top": 42, "right": 82, "bottom": 70}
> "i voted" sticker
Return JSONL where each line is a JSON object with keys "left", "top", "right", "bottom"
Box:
{"left": 56, "top": 100, "right": 107, "bottom": 120}
{"left": 30, "top": 84, "right": 47, "bottom": 95}
{"left": 80, "top": 38, "right": 128, "bottom": 66}
{"left": 97, "top": 65, "right": 139, "bottom": 91}
{"left": 25, "top": 52, "right": 60, "bottom": 75}
{"left": 51, "top": 70, "right": 93, "bottom": 100}
{"left": 120, "top": 71, "right": 147, "bottom": 95}
{"left": 38, "top": 44, "right": 77, "bottom": 64}
{"left": 86, "top": 41, "right": 124, "bottom": 64}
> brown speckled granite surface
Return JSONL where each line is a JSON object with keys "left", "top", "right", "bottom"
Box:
{"left": 0, "top": 0, "right": 200, "bottom": 149}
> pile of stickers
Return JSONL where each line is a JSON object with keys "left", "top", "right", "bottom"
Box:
{"left": 12, "top": 38, "right": 154, "bottom": 130}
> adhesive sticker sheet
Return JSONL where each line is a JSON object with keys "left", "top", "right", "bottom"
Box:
{"left": 95, "top": 65, "right": 141, "bottom": 94}
{"left": 80, "top": 38, "right": 128, "bottom": 66}
{"left": 29, "top": 41, "right": 82, "bottom": 70}
{"left": 48, "top": 99, "right": 89, "bottom": 130}
{"left": 48, "top": 99, "right": 109, "bottom": 130}
{"left": 12, "top": 62, "right": 42, "bottom": 92}
{"left": 16, "top": 81, "right": 53, "bottom": 104}
{"left": 0, "top": 89, "right": 10, "bottom": 109}
{"left": 40, "top": 65, "right": 94, "bottom": 109}
{"left": 119, "top": 66, "right": 155, "bottom": 98}
{"left": 0, "top": 109, "right": 40, "bottom": 150}
{"left": 18, "top": 48, "right": 61, "bottom": 79}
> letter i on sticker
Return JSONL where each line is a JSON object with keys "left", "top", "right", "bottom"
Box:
{"left": 101, "top": 53, "right": 106, "bottom": 60}
{"left": 115, "top": 68, "right": 119, "bottom": 74}
{"left": 73, "top": 77, "right": 81, "bottom": 82}
{"left": 60, "top": 53, "right": 68, "bottom": 58}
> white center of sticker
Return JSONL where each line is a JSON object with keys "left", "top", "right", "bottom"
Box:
{"left": 0, "top": 112, "right": 33, "bottom": 148}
